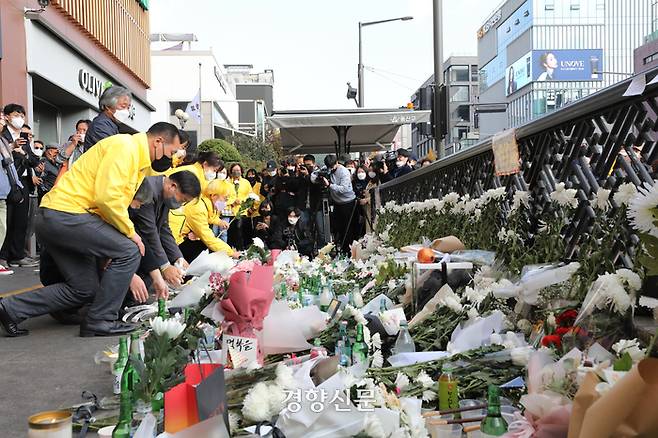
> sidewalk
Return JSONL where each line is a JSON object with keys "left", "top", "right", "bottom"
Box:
{"left": 0, "top": 267, "right": 113, "bottom": 438}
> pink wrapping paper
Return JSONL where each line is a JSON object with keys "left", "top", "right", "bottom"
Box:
{"left": 220, "top": 265, "right": 274, "bottom": 365}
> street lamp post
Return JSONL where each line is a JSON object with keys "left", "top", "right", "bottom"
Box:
{"left": 357, "top": 16, "right": 413, "bottom": 107}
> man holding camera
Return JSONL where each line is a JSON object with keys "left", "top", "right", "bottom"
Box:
{"left": 315, "top": 154, "right": 358, "bottom": 255}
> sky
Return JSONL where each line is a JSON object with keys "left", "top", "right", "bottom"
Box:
{"left": 150, "top": 0, "right": 502, "bottom": 110}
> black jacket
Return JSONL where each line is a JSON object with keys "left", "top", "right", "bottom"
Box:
{"left": 128, "top": 176, "right": 183, "bottom": 273}
{"left": 39, "top": 158, "right": 60, "bottom": 193}
{"left": 84, "top": 112, "right": 119, "bottom": 152}
{"left": 272, "top": 219, "right": 314, "bottom": 257}
{"left": 1, "top": 127, "right": 39, "bottom": 191}
{"left": 253, "top": 214, "right": 280, "bottom": 249}
{"left": 389, "top": 164, "right": 413, "bottom": 179}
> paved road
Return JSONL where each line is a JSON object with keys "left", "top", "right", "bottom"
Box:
{"left": 0, "top": 267, "right": 113, "bottom": 437}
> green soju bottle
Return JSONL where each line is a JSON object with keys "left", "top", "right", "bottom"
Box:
{"left": 112, "top": 390, "right": 133, "bottom": 438}
{"left": 112, "top": 337, "right": 129, "bottom": 395}
{"left": 480, "top": 385, "right": 508, "bottom": 436}
{"left": 120, "top": 333, "right": 144, "bottom": 401}
{"left": 351, "top": 323, "right": 368, "bottom": 366}
{"left": 157, "top": 298, "right": 167, "bottom": 319}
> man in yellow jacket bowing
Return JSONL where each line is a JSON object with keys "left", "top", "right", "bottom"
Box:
{"left": 0, "top": 122, "right": 185, "bottom": 338}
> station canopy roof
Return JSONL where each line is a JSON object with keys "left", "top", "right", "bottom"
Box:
{"left": 267, "top": 108, "right": 431, "bottom": 154}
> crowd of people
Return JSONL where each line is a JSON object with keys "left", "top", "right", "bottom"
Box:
{"left": 0, "top": 86, "right": 434, "bottom": 338}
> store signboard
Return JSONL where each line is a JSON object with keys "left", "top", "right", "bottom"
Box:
{"left": 532, "top": 49, "right": 603, "bottom": 82}
{"left": 478, "top": 9, "right": 502, "bottom": 39}
{"left": 504, "top": 51, "right": 533, "bottom": 96}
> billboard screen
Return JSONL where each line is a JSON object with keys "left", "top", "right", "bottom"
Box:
{"left": 532, "top": 49, "right": 603, "bottom": 82}
{"left": 505, "top": 51, "right": 533, "bottom": 96}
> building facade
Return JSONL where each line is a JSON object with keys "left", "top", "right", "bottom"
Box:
{"left": 410, "top": 56, "right": 480, "bottom": 159}
{"left": 0, "top": 0, "right": 153, "bottom": 145}
{"left": 477, "top": 0, "right": 652, "bottom": 138}
{"left": 224, "top": 65, "right": 274, "bottom": 138}
{"left": 149, "top": 35, "right": 241, "bottom": 148}
{"left": 634, "top": 0, "right": 658, "bottom": 73}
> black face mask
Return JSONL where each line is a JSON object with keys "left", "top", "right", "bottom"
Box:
{"left": 260, "top": 210, "right": 272, "bottom": 217}
{"left": 246, "top": 177, "right": 257, "bottom": 186}
{"left": 151, "top": 143, "right": 173, "bottom": 172}
{"left": 164, "top": 195, "right": 182, "bottom": 210}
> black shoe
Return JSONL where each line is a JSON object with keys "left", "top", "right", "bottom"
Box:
{"left": 8, "top": 257, "right": 39, "bottom": 268}
{"left": 80, "top": 319, "right": 135, "bottom": 337}
{"left": 0, "top": 300, "right": 29, "bottom": 337}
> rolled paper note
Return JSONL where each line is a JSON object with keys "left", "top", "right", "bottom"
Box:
{"left": 430, "top": 236, "right": 465, "bottom": 253}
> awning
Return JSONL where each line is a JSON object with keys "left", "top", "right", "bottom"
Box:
{"left": 267, "top": 109, "right": 431, "bottom": 154}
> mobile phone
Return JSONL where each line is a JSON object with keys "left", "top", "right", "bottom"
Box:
{"left": 19, "top": 132, "right": 30, "bottom": 142}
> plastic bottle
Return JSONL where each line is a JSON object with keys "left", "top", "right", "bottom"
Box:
{"left": 438, "top": 363, "right": 459, "bottom": 411}
{"left": 393, "top": 320, "right": 416, "bottom": 354}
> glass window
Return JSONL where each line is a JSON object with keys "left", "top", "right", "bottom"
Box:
{"left": 545, "top": 0, "right": 555, "bottom": 10}
{"left": 570, "top": 0, "right": 580, "bottom": 10}
{"left": 451, "top": 105, "right": 470, "bottom": 122}
{"left": 169, "top": 101, "right": 189, "bottom": 116}
{"left": 449, "top": 66, "right": 470, "bottom": 82}
{"left": 471, "top": 65, "right": 478, "bottom": 81}
{"left": 449, "top": 86, "right": 469, "bottom": 103}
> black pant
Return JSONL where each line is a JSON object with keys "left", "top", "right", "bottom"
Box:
{"left": 331, "top": 200, "right": 358, "bottom": 255}
{"left": 0, "top": 183, "right": 30, "bottom": 261}
{"left": 228, "top": 217, "right": 245, "bottom": 251}
{"left": 179, "top": 239, "right": 208, "bottom": 264}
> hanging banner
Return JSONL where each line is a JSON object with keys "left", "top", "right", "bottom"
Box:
{"left": 492, "top": 129, "right": 520, "bottom": 176}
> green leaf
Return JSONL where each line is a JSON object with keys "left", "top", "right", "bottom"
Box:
{"left": 613, "top": 352, "right": 633, "bottom": 372}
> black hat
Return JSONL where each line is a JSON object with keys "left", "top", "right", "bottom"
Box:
{"left": 397, "top": 149, "right": 411, "bottom": 158}
{"left": 45, "top": 144, "right": 59, "bottom": 150}
{"left": 265, "top": 160, "right": 277, "bottom": 170}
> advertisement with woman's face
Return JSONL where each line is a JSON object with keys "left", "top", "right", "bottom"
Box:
{"left": 533, "top": 49, "right": 603, "bottom": 82}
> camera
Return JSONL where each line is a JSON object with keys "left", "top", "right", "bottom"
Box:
{"left": 313, "top": 166, "right": 331, "bottom": 183}
{"left": 37, "top": 0, "right": 50, "bottom": 7}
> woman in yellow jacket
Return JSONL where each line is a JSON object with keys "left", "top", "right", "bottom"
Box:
{"left": 221, "top": 163, "right": 255, "bottom": 250}
{"left": 168, "top": 151, "right": 225, "bottom": 240}
{"left": 174, "top": 179, "right": 237, "bottom": 262}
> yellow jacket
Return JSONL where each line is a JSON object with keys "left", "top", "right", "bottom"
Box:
{"left": 173, "top": 196, "right": 234, "bottom": 255}
{"left": 41, "top": 132, "right": 153, "bottom": 237}
{"left": 167, "top": 162, "right": 207, "bottom": 237}
{"left": 224, "top": 177, "right": 255, "bottom": 216}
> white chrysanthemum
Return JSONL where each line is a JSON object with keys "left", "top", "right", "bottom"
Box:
{"left": 490, "top": 333, "right": 503, "bottom": 345}
{"left": 228, "top": 412, "right": 241, "bottom": 433}
{"left": 394, "top": 372, "right": 410, "bottom": 391}
{"left": 252, "top": 237, "right": 265, "bottom": 249}
{"left": 437, "top": 286, "right": 463, "bottom": 313}
{"left": 613, "top": 183, "right": 638, "bottom": 207}
{"left": 511, "top": 191, "right": 531, "bottom": 211}
{"left": 516, "top": 319, "right": 533, "bottom": 334}
{"left": 241, "top": 382, "right": 273, "bottom": 422}
{"left": 248, "top": 192, "right": 260, "bottom": 201}
{"left": 150, "top": 316, "right": 186, "bottom": 340}
{"left": 612, "top": 338, "right": 646, "bottom": 361}
{"left": 627, "top": 180, "right": 658, "bottom": 238}
{"left": 592, "top": 188, "right": 611, "bottom": 212}
{"left": 593, "top": 273, "right": 633, "bottom": 315}
{"left": 546, "top": 313, "right": 556, "bottom": 328}
{"left": 363, "top": 413, "right": 387, "bottom": 438}
{"left": 275, "top": 363, "right": 296, "bottom": 389}
{"left": 511, "top": 347, "right": 531, "bottom": 366}
{"left": 371, "top": 350, "right": 384, "bottom": 368}
{"left": 550, "top": 182, "right": 578, "bottom": 208}
{"left": 415, "top": 370, "right": 434, "bottom": 389}
{"left": 464, "top": 286, "right": 488, "bottom": 306}
{"left": 418, "top": 219, "right": 426, "bottom": 227}
{"left": 422, "top": 390, "right": 437, "bottom": 402}
{"left": 480, "top": 187, "right": 506, "bottom": 206}
{"left": 443, "top": 192, "right": 460, "bottom": 204}
{"left": 616, "top": 268, "right": 642, "bottom": 291}
{"left": 497, "top": 228, "right": 510, "bottom": 243}
{"left": 371, "top": 332, "right": 382, "bottom": 350}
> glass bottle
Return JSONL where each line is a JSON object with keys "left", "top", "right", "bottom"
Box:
{"left": 157, "top": 298, "right": 167, "bottom": 319}
{"left": 112, "top": 390, "right": 133, "bottom": 438}
{"left": 279, "top": 283, "right": 288, "bottom": 300}
{"left": 480, "top": 385, "right": 508, "bottom": 436}
{"left": 339, "top": 321, "right": 352, "bottom": 366}
{"left": 310, "top": 338, "right": 327, "bottom": 359}
{"left": 379, "top": 296, "right": 388, "bottom": 313}
{"left": 393, "top": 320, "right": 416, "bottom": 354}
{"left": 351, "top": 323, "right": 369, "bottom": 366}
{"left": 438, "top": 364, "right": 459, "bottom": 411}
{"left": 121, "top": 333, "right": 144, "bottom": 401}
{"left": 112, "top": 337, "right": 129, "bottom": 395}
{"left": 336, "top": 340, "right": 350, "bottom": 367}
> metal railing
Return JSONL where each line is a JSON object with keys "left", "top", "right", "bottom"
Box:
{"left": 374, "top": 65, "right": 658, "bottom": 265}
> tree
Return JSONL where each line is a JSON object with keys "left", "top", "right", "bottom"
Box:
{"left": 198, "top": 139, "right": 242, "bottom": 163}
{"left": 228, "top": 128, "right": 282, "bottom": 170}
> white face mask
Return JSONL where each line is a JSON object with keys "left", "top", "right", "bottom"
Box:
{"left": 113, "top": 108, "right": 131, "bottom": 124}
{"left": 270, "top": 170, "right": 277, "bottom": 177}
{"left": 287, "top": 167, "right": 295, "bottom": 172}
{"left": 204, "top": 170, "right": 217, "bottom": 181}
{"left": 347, "top": 167, "right": 355, "bottom": 175}
{"left": 33, "top": 148, "right": 44, "bottom": 157}
{"left": 368, "top": 171, "right": 377, "bottom": 179}
{"left": 396, "top": 160, "right": 406, "bottom": 168}
{"left": 288, "top": 217, "right": 299, "bottom": 226}
{"left": 357, "top": 172, "right": 367, "bottom": 180}
{"left": 217, "top": 171, "right": 227, "bottom": 181}
{"left": 10, "top": 116, "right": 24, "bottom": 130}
